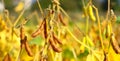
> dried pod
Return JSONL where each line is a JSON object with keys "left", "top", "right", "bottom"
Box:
{"left": 88, "top": 5, "right": 96, "bottom": 21}
{"left": 110, "top": 10, "right": 116, "bottom": 23}
{"left": 110, "top": 34, "right": 120, "bottom": 54}
{"left": 21, "top": 35, "right": 28, "bottom": 47}
{"left": 53, "top": 34, "right": 63, "bottom": 45}
{"left": 43, "top": 18, "right": 48, "bottom": 39}
{"left": 48, "top": 10, "right": 54, "bottom": 17}
{"left": 31, "top": 20, "right": 45, "bottom": 37}
{"left": 20, "top": 26, "right": 25, "bottom": 40}
{"left": 19, "top": 23, "right": 33, "bottom": 56}
{"left": 58, "top": 13, "right": 66, "bottom": 26}
{"left": 20, "top": 26, "right": 26, "bottom": 49}
{"left": 24, "top": 41, "right": 33, "bottom": 56}
{"left": 51, "top": 10, "right": 54, "bottom": 14}
{"left": 103, "top": 52, "right": 107, "bottom": 61}
{"left": 3, "top": 53, "right": 12, "bottom": 61}
{"left": 20, "top": 43, "right": 24, "bottom": 49}
{"left": 49, "top": 39, "right": 62, "bottom": 52}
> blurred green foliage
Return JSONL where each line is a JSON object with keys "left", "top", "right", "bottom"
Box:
{"left": 3, "top": 0, "right": 120, "bottom": 12}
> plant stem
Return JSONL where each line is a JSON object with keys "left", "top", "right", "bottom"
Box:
{"left": 71, "top": 48, "right": 77, "bottom": 61}
{"left": 14, "top": 10, "right": 25, "bottom": 26}
{"left": 92, "top": 5, "right": 104, "bottom": 50}
{"left": 86, "top": 16, "right": 89, "bottom": 35}
{"left": 66, "top": 28, "right": 90, "bottom": 50}
{"left": 82, "top": 0, "right": 85, "bottom": 7}
{"left": 5, "top": 10, "right": 12, "bottom": 26}
{"left": 59, "top": 6, "right": 70, "bottom": 19}
{"left": 106, "top": 0, "right": 110, "bottom": 20}
{"left": 66, "top": 28, "right": 101, "bottom": 61}
{"left": 36, "top": 0, "right": 44, "bottom": 17}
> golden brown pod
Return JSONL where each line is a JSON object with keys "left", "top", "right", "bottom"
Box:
{"left": 43, "top": 18, "right": 48, "bottom": 39}
{"left": 53, "top": 34, "right": 63, "bottom": 45}
{"left": 20, "top": 26, "right": 26, "bottom": 49}
{"left": 19, "top": 23, "right": 33, "bottom": 56}
{"left": 103, "top": 52, "right": 107, "bottom": 61}
{"left": 20, "top": 43, "right": 24, "bottom": 49}
{"left": 58, "top": 13, "right": 66, "bottom": 26}
{"left": 110, "top": 34, "right": 120, "bottom": 54}
{"left": 31, "top": 20, "right": 45, "bottom": 37}
{"left": 49, "top": 39, "right": 62, "bottom": 53}
{"left": 3, "top": 53, "right": 12, "bottom": 61}
{"left": 24, "top": 41, "right": 33, "bottom": 56}
{"left": 20, "top": 26, "right": 25, "bottom": 40}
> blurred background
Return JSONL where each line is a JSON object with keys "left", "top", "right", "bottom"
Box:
{"left": 0, "top": 0, "right": 120, "bottom": 20}
{"left": 0, "top": 0, "right": 120, "bottom": 12}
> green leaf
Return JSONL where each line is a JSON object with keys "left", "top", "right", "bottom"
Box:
{"left": 77, "top": 49, "right": 89, "bottom": 58}
{"left": 116, "top": 16, "right": 120, "bottom": 23}
{"left": 62, "top": 48, "right": 74, "bottom": 58}
{"left": 29, "top": 36, "right": 44, "bottom": 46}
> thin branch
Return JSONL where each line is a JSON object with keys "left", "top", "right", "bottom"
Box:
{"left": 36, "top": 0, "right": 44, "bottom": 17}
{"left": 106, "top": 0, "right": 110, "bottom": 20}
{"left": 92, "top": 5, "right": 104, "bottom": 50}
{"left": 14, "top": 10, "right": 25, "bottom": 26}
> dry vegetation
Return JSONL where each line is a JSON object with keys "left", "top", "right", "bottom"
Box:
{"left": 0, "top": 0, "right": 120, "bottom": 61}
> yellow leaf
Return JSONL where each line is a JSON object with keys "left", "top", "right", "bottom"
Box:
{"left": 108, "top": 46, "right": 120, "bottom": 61}
{"left": 80, "top": 37, "right": 86, "bottom": 53}
{"left": 86, "top": 53, "right": 96, "bottom": 61}
{"left": 86, "top": 35, "right": 94, "bottom": 47}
